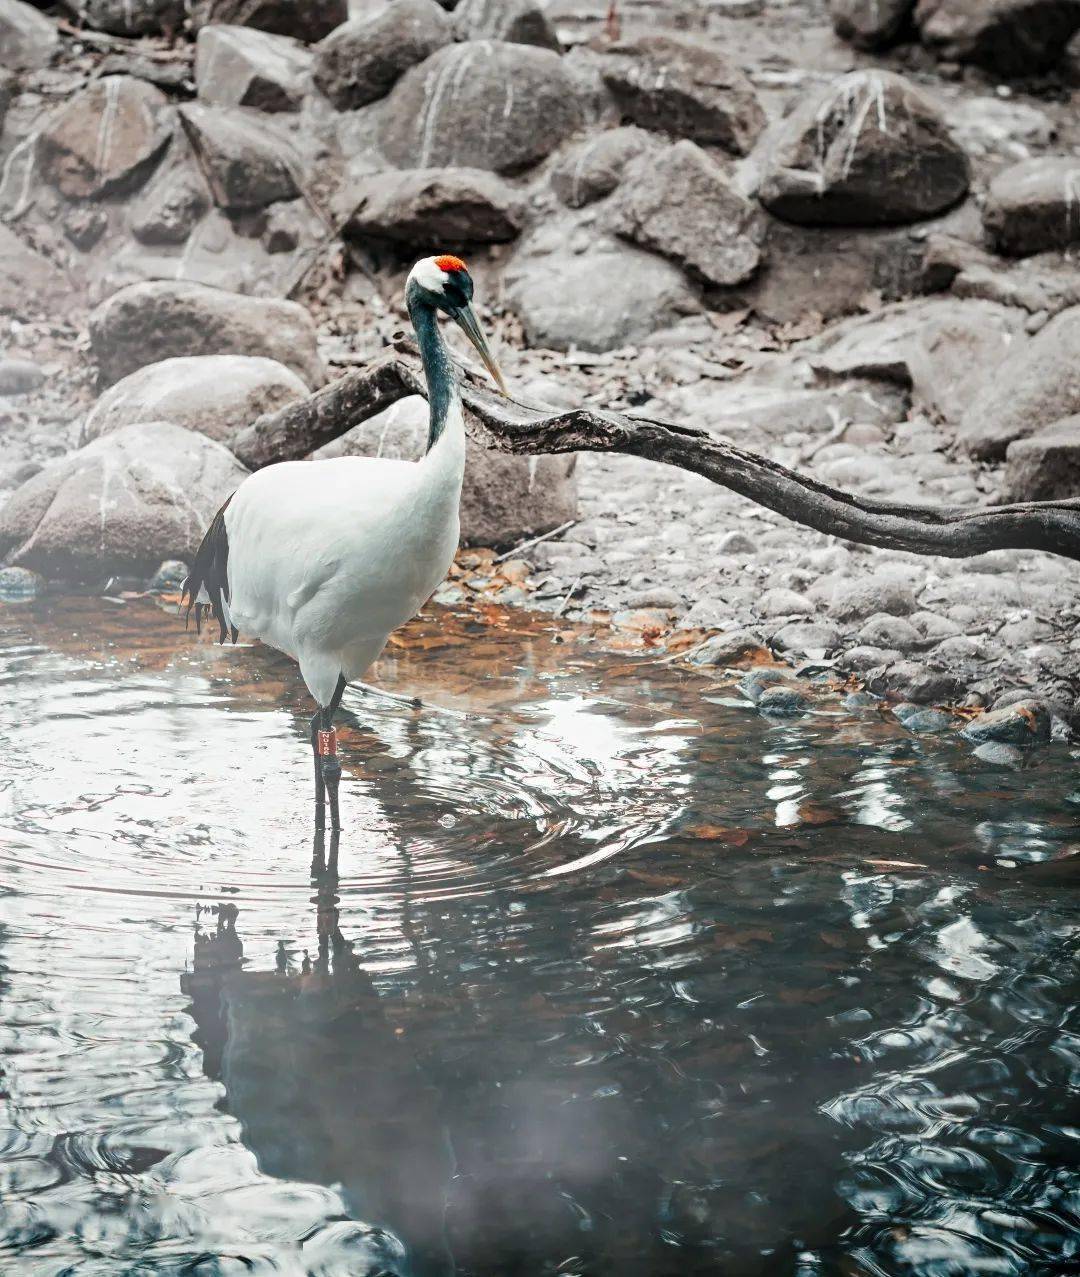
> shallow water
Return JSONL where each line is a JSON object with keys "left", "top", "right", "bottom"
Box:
{"left": 0, "top": 595, "right": 1076, "bottom": 1277}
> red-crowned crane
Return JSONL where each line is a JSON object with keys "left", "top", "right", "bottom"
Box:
{"left": 182, "top": 255, "right": 506, "bottom": 830}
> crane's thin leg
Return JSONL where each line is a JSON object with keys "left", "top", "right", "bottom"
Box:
{"left": 310, "top": 709, "right": 327, "bottom": 828}
{"left": 317, "top": 675, "right": 348, "bottom": 831}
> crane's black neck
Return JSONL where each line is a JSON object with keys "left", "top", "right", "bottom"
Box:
{"left": 408, "top": 297, "right": 459, "bottom": 454}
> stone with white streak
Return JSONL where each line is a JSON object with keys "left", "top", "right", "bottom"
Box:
{"left": 178, "top": 104, "right": 299, "bottom": 210}
{"left": 983, "top": 157, "right": 1080, "bottom": 257}
{"left": 195, "top": 24, "right": 313, "bottom": 112}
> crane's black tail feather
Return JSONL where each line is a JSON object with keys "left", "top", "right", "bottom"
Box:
{"left": 181, "top": 496, "right": 239, "bottom": 645}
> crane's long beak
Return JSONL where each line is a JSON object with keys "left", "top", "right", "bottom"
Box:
{"left": 453, "top": 301, "right": 507, "bottom": 395}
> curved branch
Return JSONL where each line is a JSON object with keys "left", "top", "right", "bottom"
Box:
{"left": 231, "top": 349, "right": 1080, "bottom": 563}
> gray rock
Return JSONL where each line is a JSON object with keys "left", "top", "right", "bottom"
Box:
{"left": 79, "top": 0, "right": 185, "bottom": 35}
{"left": 178, "top": 105, "right": 299, "bottom": 210}
{"left": 881, "top": 660, "right": 963, "bottom": 704}
{"left": 599, "top": 33, "right": 766, "bottom": 156}
{"left": 829, "top": 0, "right": 914, "bottom": 48}
{"left": 190, "top": 0, "right": 348, "bottom": 42}
{"left": 857, "top": 612, "right": 922, "bottom": 650}
{"left": 504, "top": 233, "right": 699, "bottom": 352}
{"left": 983, "top": 158, "right": 1080, "bottom": 258}
{"left": 313, "top": 395, "right": 577, "bottom": 547}
{"left": 756, "top": 587, "right": 812, "bottom": 618}
{"left": 343, "top": 168, "right": 523, "bottom": 246}
{"left": 915, "top": 0, "right": 1080, "bottom": 76}
{"left": 1002, "top": 418, "right": 1080, "bottom": 501}
{"left": 0, "top": 358, "right": 44, "bottom": 395}
{"left": 196, "top": 24, "right": 313, "bottom": 112}
{"left": 971, "top": 740, "right": 1024, "bottom": 766}
{"left": 83, "top": 355, "right": 310, "bottom": 445}
{"left": 739, "top": 666, "right": 793, "bottom": 702}
{"left": 612, "top": 140, "right": 761, "bottom": 288}
{"left": 893, "top": 702, "right": 952, "bottom": 731}
{"left": 313, "top": 0, "right": 452, "bottom": 110}
{"left": 830, "top": 574, "right": 917, "bottom": 621}
{"left": 717, "top": 529, "right": 758, "bottom": 555}
{"left": 688, "top": 630, "right": 769, "bottom": 666}
{"left": 0, "top": 0, "right": 58, "bottom": 69}
{"left": 63, "top": 206, "right": 109, "bottom": 251}
{"left": 149, "top": 559, "right": 189, "bottom": 591}
{"left": 130, "top": 168, "right": 210, "bottom": 245}
{"left": 90, "top": 280, "right": 325, "bottom": 388}
{"left": 759, "top": 70, "right": 969, "bottom": 227}
{"left": 453, "top": 0, "right": 559, "bottom": 50}
{"left": 0, "top": 564, "right": 44, "bottom": 602}
{"left": 909, "top": 609, "right": 962, "bottom": 641}
{"left": 840, "top": 644, "right": 901, "bottom": 671}
{"left": 962, "top": 698, "right": 1051, "bottom": 746}
{"left": 379, "top": 40, "right": 583, "bottom": 173}
{"left": 39, "top": 77, "right": 172, "bottom": 200}
{"left": 757, "top": 685, "right": 810, "bottom": 717}
{"left": 844, "top": 689, "right": 880, "bottom": 709}
{"left": 771, "top": 620, "right": 843, "bottom": 654}
{"left": 959, "top": 305, "right": 1080, "bottom": 459}
{"left": 0, "top": 226, "right": 69, "bottom": 320}
{"left": 550, "top": 127, "right": 652, "bottom": 208}
{"left": 0, "top": 422, "right": 248, "bottom": 580}
{"left": 624, "top": 586, "right": 682, "bottom": 610}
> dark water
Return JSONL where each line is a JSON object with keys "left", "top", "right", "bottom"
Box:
{"left": 0, "top": 596, "right": 1076, "bottom": 1277}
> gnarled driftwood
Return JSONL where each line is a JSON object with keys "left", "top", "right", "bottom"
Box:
{"left": 230, "top": 343, "right": 1080, "bottom": 563}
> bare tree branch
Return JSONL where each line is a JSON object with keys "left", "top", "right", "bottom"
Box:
{"left": 230, "top": 347, "right": 1080, "bottom": 563}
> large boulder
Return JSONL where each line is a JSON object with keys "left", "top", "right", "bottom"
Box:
{"left": 313, "top": 0, "right": 452, "bottom": 110}
{"left": 89, "top": 280, "right": 326, "bottom": 388}
{"left": 83, "top": 355, "right": 310, "bottom": 445}
{"left": 190, "top": 0, "right": 348, "bottom": 43}
{"left": 343, "top": 168, "right": 523, "bottom": 246}
{"left": 598, "top": 34, "right": 765, "bottom": 156}
{"left": 378, "top": 40, "right": 583, "bottom": 173}
{"left": 195, "top": 24, "right": 313, "bottom": 112}
{"left": 0, "top": 422, "right": 248, "bottom": 581}
{"left": 452, "top": 0, "right": 559, "bottom": 51}
{"left": 829, "top": 0, "right": 914, "bottom": 47}
{"left": 504, "top": 230, "right": 700, "bottom": 352}
{"left": 39, "top": 77, "right": 173, "bottom": 199}
{"left": 313, "top": 395, "right": 577, "bottom": 547}
{"left": 550, "top": 126, "right": 652, "bottom": 208}
{"left": 612, "top": 140, "right": 761, "bottom": 288}
{"left": 1002, "top": 419, "right": 1080, "bottom": 501}
{"left": 958, "top": 305, "right": 1080, "bottom": 458}
{"left": 915, "top": 0, "right": 1080, "bottom": 76}
{"left": 983, "top": 158, "right": 1080, "bottom": 257}
{"left": 0, "top": 0, "right": 58, "bottom": 69}
{"left": 758, "top": 70, "right": 969, "bottom": 227}
{"left": 79, "top": 0, "right": 185, "bottom": 35}
{"left": 177, "top": 104, "right": 299, "bottom": 209}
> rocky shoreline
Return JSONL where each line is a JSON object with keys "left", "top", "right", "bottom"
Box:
{"left": 2, "top": 0, "right": 1080, "bottom": 750}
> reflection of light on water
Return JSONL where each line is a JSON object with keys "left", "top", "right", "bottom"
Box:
{"left": 935, "top": 916, "right": 1001, "bottom": 982}
{"left": 841, "top": 760, "right": 913, "bottom": 833}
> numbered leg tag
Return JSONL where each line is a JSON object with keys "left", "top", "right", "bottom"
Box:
{"left": 317, "top": 728, "right": 337, "bottom": 757}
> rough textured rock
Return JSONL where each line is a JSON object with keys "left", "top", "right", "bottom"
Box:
{"left": 39, "top": 77, "right": 173, "bottom": 200}
{"left": 1002, "top": 419, "right": 1080, "bottom": 501}
{"left": 0, "top": 0, "right": 58, "bottom": 69}
{"left": 89, "top": 280, "right": 325, "bottom": 389}
{"left": 79, "top": 0, "right": 185, "bottom": 35}
{"left": 757, "top": 684, "right": 810, "bottom": 716}
{"left": 0, "top": 422, "right": 248, "bottom": 580}
{"left": 195, "top": 24, "right": 313, "bottom": 112}
{"left": 343, "top": 168, "right": 523, "bottom": 246}
{"left": 961, "top": 698, "right": 1052, "bottom": 746}
{"left": 915, "top": 0, "right": 1080, "bottom": 76}
{"left": 129, "top": 167, "right": 210, "bottom": 245}
{"left": 379, "top": 40, "right": 583, "bottom": 173}
{"left": 958, "top": 306, "right": 1080, "bottom": 458}
{"left": 178, "top": 104, "right": 298, "bottom": 210}
{"left": 313, "top": 395, "right": 577, "bottom": 547}
{"left": 551, "top": 127, "right": 652, "bottom": 208}
{"left": 0, "top": 226, "right": 70, "bottom": 318}
{"left": 612, "top": 140, "right": 761, "bottom": 288}
{"left": 829, "top": 0, "right": 914, "bottom": 48}
{"left": 504, "top": 232, "right": 700, "bottom": 352}
{"left": 599, "top": 34, "right": 766, "bottom": 156}
{"left": 190, "top": 0, "right": 348, "bottom": 43}
{"left": 313, "top": 0, "right": 452, "bottom": 110}
{"left": 829, "top": 573, "right": 917, "bottom": 621}
{"left": 83, "top": 355, "right": 310, "bottom": 445}
{"left": 453, "top": 0, "right": 559, "bottom": 49}
{"left": 983, "top": 158, "right": 1080, "bottom": 257}
{"left": 758, "top": 70, "right": 969, "bottom": 227}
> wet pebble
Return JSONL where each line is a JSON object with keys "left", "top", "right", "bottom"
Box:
{"left": 0, "top": 566, "right": 44, "bottom": 602}
{"left": 149, "top": 559, "right": 188, "bottom": 592}
{"left": 757, "top": 684, "right": 809, "bottom": 717}
{"left": 624, "top": 586, "right": 683, "bottom": 610}
{"left": 843, "top": 690, "right": 880, "bottom": 710}
{"left": 892, "top": 703, "right": 953, "bottom": 733}
{"left": 688, "top": 630, "right": 768, "bottom": 666}
{"left": 962, "top": 699, "right": 1051, "bottom": 747}
{"left": 739, "top": 666, "right": 793, "bottom": 703}
{"left": 972, "top": 741, "right": 1025, "bottom": 767}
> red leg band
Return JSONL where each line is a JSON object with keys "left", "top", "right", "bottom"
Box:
{"left": 317, "top": 728, "right": 337, "bottom": 757}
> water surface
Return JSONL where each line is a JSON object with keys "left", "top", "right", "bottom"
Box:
{"left": 0, "top": 596, "right": 1076, "bottom": 1276}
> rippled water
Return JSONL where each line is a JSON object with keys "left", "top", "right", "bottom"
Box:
{"left": 0, "top": 595, "right": 1076, "bottom": 1277}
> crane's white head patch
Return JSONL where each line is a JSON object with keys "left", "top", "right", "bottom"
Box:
{"left": 409, "top": 255, "right": 468, "bottom": 294}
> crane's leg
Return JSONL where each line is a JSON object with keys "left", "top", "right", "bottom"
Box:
{"left": 310, "top": 709, "right": 327, "bottom": 828}
{"left": 315, "top": 675, "right": 348, "bottom": 831}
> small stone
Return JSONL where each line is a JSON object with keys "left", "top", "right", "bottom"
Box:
{"left": 971, "top": 741, "right": 1024, "bottom": 767}
{"left": 63, "top": 206, "right": 109, "bottom": 250}
{"left": 756, "top": 587, "right": 813, "bottom": 619}
{"left": 757, "top": 685, "right": 810, "bottom": 717}
{"left": 830, "top": 574, "right": 917, "bottom": 621}
{"left": 0, "top": 358, "right": 44, "bottom": 396}
{"left": 0, "top": 564, "right": 44, "bottom": 602}
{"left": 909, "top": 610, "right": 962, "bottom": 641}
{"left": 453, "top": 0, "right": 559, "bottom": 50}
{"left": 983, "top": 157, "right": 1080, "bottom": 257}
{"left": 962, "top": 698, "right": 1051, "bottom": 747}
{"left": 844, "top": 690, "right": 880, "bottom": 709}
{"left": 149, "top": 559, "right": 189, "bottom": 591}
{"left": 624, "top": 586, "right": 682, "bottom": 610}
{"left": 740, "top": 667, "right": 793, "bottom": 703}
{"left": 689, "top": 631, "right": 770, "bottom": 667}
{"left": 840, "top": 645, "right": 901, "bottom": 671}
{"left": 551, "top": 127, "right": 652, "bottom": 209}
{"left": 882, "top": 660, "right": 964, "bottom": 704}
{"left": 717, "top": 530, "right": 758, "bottom": 555}
{"left": 894, "top": 704, "right": 953, "bottom": 732}
{"left": 612, "top": 608, "right": 670, "bottom": 632}
{"left": 857, "top": 612, "right": 922, "bottom": 650}
{"left": 772, "top": 621, "right": 843, "bottom": 654}
{"left": 130, "top": 169, "right": 210, "bottom": 245}
{"left": 343, "top": 168, "right": 523, "bottom": 247}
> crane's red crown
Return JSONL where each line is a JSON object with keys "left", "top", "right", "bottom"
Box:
{"left": 434, "top": 254, "right": 468, "bottom": 273}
